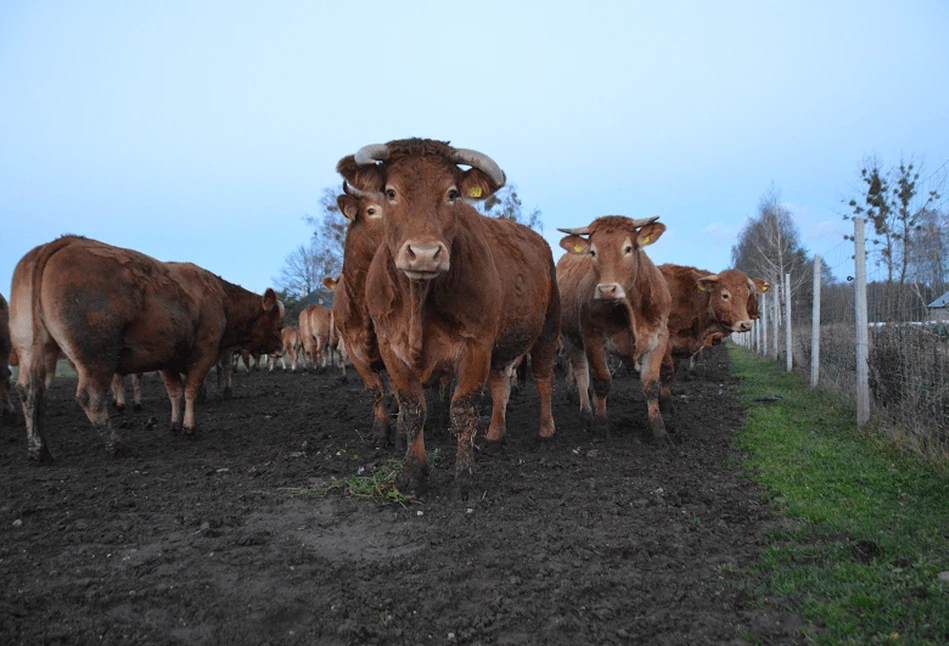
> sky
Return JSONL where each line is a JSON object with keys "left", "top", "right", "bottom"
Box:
{"left": 3, "top": 1, "right": 948, "bottom": 298}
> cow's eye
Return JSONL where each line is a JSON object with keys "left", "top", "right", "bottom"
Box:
{"left": 722, "top": 292, "right": 730, "bottom": 300}
{"left": 367, "top": 208, "right": 376, "bottom": 216}
{"left": 624, "top": 245, "right": 633, "bottom": 254}
{"left": 590, "top": 249, "right": 597, "bottom": 258}
{"left": 448, "top": 188, "right": 460, "bottom": 200}
{"left": 386, "top": 188, "right": 396, "bottom": 200}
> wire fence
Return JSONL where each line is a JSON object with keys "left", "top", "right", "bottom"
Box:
{"left": 735, "top": 218, "right": 949, "bottom": 460}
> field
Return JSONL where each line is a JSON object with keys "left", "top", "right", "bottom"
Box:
{"left": 0, "top": 347, "right": 806, "bottom": 645}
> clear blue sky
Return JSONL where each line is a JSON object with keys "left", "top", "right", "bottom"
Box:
{"left": 3, "top": 1, "right": 948, "bottom": 297}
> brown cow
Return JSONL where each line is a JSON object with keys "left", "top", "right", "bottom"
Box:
{"left": 557, "top": 215, "right": 671, "bottom": 443}
{"left": 110, "top": 373, "right": 143, "bottom": 412}
{"left": 299, "top": 304, "right": 336, "bottom": 371}
{"left": 9, "top": 236, "right": 284, "bottom": 461}
{"left": 0, "top": 293, "right": 15, "bottom": 424}
{"left": 658, "top": 265, "right": 758, "bottom": 414}
{"left": 338, "top": 138, "right": 561, "bottom": 496}
{"left": 322, "top": 182, "right": 391, "bottom": 443}
{"left": 268, "top": 326, "right": 302, "bottom": 372}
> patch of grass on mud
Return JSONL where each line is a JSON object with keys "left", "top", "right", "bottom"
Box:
{"left": 728, "top": 343, "right": 949, "bottom": 646}
{"left": 290, "top": 460, "right": 410, "bottom": 506}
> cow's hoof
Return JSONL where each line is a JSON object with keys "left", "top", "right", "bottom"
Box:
{"left": 479, "top": 438, "right": 505, "bottom": 456}
{"left": 28, "top": 445, "right": 55, "bottom": 464}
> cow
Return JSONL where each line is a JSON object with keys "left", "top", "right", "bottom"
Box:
{"left": 0, "top": 293, "right": 16, "bottom": 424}
{"left": 299, "top": 304, "right": 335, "bottom": 371}
{"left": 268, "top": 326, "right": 302, "bottom": 372}
{"left": 338, "top": 138, "right": 561, "bottom": 497}
{"left": 9, "top": 236, "right": 284, "bottom": 461}
{"left": 557, "top": 215, "right": 671, "bottom": 443}
{"left": 321, "top": 182, "right": 392, "bottom": 443}
{"left": 658, "top": 265, "right": 760, "bottom": 415}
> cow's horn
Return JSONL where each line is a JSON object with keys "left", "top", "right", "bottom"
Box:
{"left": 557, "top": 226, "right": 591, "bottom": 235}
{"left": 354, "top": 143, "right": 389, "bottom": 166}
{"left": 342, "top": 181, "right": 365, "bottom": 198}
{"left": 629, "top": 216, "right": 661, "bottom": 227}
{"left": 451, "top": 148, "right": 506, "bottom": 187}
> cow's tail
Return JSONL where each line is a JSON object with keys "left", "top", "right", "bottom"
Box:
{"left": 28, "top": 236, "right": 78, "bottom": 386}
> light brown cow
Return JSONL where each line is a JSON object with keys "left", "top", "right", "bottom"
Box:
{"left": 299, "top": 304, "right": 336, "bottom": 371}
{"left": 338, "top": 138, "right": 561, "bottom": 497}
{"left": 0, "top": 293, "right": 15, "bottom": 424}
{"left": 10, "top": 236, "right": 284, "bottom": 461}
{"left": 557, "top": 216, "right": 671, "bottom": 443}
{"left": 267, "top": 326, "right": 302, "bottom": 372}
{"left": 322, "top": 182, "right": 391, "bottom": 442}
{"left": 658, "top": 265, "right": 759, "bottom": 414}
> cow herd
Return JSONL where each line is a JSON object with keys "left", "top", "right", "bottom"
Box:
{"left": 1, "top": 137, "right": 768, "bottom": 499}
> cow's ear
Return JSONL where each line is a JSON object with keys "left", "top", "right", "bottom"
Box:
{"left": 337, "top": 155, "right": 385, "bottom": 193}
{"left": 262, "top": 288, "right": 279, "bottom": 312}
{"left": 337, "top": 195, "right": 359, "bottom": 222}
{"left": 637, "top": 222, "right": 665, "bottom": 247}
{"left": 459, "top": 168, "right": 503, "bottom": 201}
{"left": 753, "top": 278, "right": 770, "bottom": 293}
{"left": 560, "top": 235, "right": 590, "bottom": 255}
{"left": 697, "top": 274, "right": 720, "bottom": 292}
{"left": 322, "top": 276, "right": 338, "bottom": 291}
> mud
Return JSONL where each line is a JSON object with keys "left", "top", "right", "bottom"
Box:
{"left": 0, "top": 346, "right": 804, "bottom": 644}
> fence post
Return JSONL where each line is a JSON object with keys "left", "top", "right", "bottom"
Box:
{"left": 810, "top": 255, "right": 821, "bottom": 388}
{"left": 761, "top": 292, "right": 768, "bottom": 356}
{"left": 772, "top": 281, "right": 780, "bottom": 360}
{"left": 854, "top": 218, "right": 870, "bottom": 426}
{"left": 784, "top": 272, "right": 792, "bottom": 372}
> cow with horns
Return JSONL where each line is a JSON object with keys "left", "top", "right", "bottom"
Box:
{"left": 337, "top": 138, "right": 561, "bottom": 497}
{"left": 557, "top": 215, "right": 672, "bottom": 443}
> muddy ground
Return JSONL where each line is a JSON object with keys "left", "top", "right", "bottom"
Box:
{"left": 0, "top": 346, "right": 806, "bottom": 645}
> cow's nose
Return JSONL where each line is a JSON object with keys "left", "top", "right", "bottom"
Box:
{"left": 398, "top": 240, "right": 450, "bottom": 277}
{"left": 594, "top": 282, "right": 625, "bottom": 300}
{"left": 736, "top": 320, "right": 752, "bottom": 332}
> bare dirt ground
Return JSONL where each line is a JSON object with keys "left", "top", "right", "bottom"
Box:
{"left": 0, "top": 346, "right": 805, "bottom": 645}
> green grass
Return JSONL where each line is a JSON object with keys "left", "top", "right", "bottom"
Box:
{"left": 728, "top": 343, "right": 949, "bottom": 645}
{"left": 10, "top": 359, "right": 77, "bottom": 381}
{"left": 290, "top": 460, "right": 410, "bottom": 506}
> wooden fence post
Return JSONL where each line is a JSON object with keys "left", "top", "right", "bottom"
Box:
{"left": 811, "top": 255, "right": 821, "bottom": 388}
{"left": 854, "top": 218, "right": 870, "bottom": 426}
{"left": 785, "top": 272, "right": 792, "bottom": 372}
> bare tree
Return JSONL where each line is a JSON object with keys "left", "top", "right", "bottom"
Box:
{"left": 303, "top": 187, "right": 348, "bottom": 280}
{"left": 479, "top": 184, "right": 543, "bottom": 231}
{"left": 273, "top": 242, "right": 322, "bottom": 298}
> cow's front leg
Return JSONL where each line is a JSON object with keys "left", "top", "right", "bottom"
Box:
{"left": 585, "top": 338, "right": 612, "bottom": 431}
{"left": 483, "top": 363, "right": 514, "bottom": 449}
{"left": 639, "top": 330, "right": 670, "bottom": 445}
{"left": 451, "top": 345, "right": 491, "bottom": 500}
{"left": 659, "top": 345, "right": 676, "bottom": 417}
{"left": 182, "top": 362, "right": 214, "bottom": 434}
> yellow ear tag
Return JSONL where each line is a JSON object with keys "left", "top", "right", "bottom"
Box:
{"left": 469, "top": 186, "right": 482, "bottom": 198}
{"left": 762, "top": 285, "right": 770, "bottom": 292}
{"left": 642, "top": 236, "right": 651, "bottom": 245}
{"left": 698, "top": 283, "right": 707, "bottom": 292}
{"left": 574, "top": 245, "right": 583, "bottom": 253}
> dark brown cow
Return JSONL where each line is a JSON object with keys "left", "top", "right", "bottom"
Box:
{"left": 658, "top": 265, "right": 759, "bottom": 414}
{"left": 9, "top": 236, "right": 284, "bottom": 461}
{"left": 0, "top": 293, "right": 15, "bottom": 424}
{"left": 338, "top": 138, "right": 561, "bottom": 496}
{"left": 557, "top": 216, "right": 671, "bottom": 442}
{"left": 322, "top": 182, "right": 391, "bottom": 443}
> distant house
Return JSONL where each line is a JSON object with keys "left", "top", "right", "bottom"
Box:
{"left": 303, "top": 287, "right": 334, "bottom": 307}
{"left": 927, "top": 290, "right": 949, "bottom": 321}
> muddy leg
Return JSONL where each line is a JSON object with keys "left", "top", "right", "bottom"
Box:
{"left": 111, "top": 374, "right": 127, "bottom": 413}
{"left": 18, "top": 356, "right": 53, "bottom": 462}
{"left": 660, "top": 351, "right": 675, "bottom": 418}
{"left": 131, "top": 373, "right": 142, "bottom": 411}
{"left": 483, "top": 366, "right": 513, "bottom": 451}
{"left": 639, "top": 339, "right": 669, "bottom": 445}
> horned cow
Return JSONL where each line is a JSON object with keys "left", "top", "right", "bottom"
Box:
{"left": 557, "top": 216, "right": 671, "bottom": 443}
{"left": 9, "top": 236, "right": 284, "bottom": 461}
{"left": 338, "top": 138, "right": 561, "bottom": 497}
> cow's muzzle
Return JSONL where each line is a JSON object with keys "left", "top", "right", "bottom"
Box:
{"left": 396, "top": 240, "right": 450, "bottom": 280}
{"left": 594, "top": 282, "right": 626, "bottom": 300}
{"left": 733, "top": 319, "right": 753, "bottom": 333}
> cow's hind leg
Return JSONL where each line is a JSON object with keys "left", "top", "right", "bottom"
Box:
{"left": 17, "top": 353, "right": 53, "bottom": 462}
{"left": 131, "top": 373, "right": 142, "bottom": 411}
{"left": 159, "top": 370, "right": 184, "bottom": 432}
{"left": 76, "top": 371, "right": 127, "bottom": 456}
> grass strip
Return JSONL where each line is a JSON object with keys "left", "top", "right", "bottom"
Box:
{"left": 728, "top": 343, "right": 949, "bottom": 645}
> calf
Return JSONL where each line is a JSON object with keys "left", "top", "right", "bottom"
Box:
{"left": 9, "top": 236, "right": 284, "bottom": 460}
{"left": 339, "top": 138, "right": 561, "bottom": 496}
{"left": 557, "top": 216, "right": 671, "bottom": 442}
{"left": 268, "top": 326, "right": 302, "bottom": 372}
